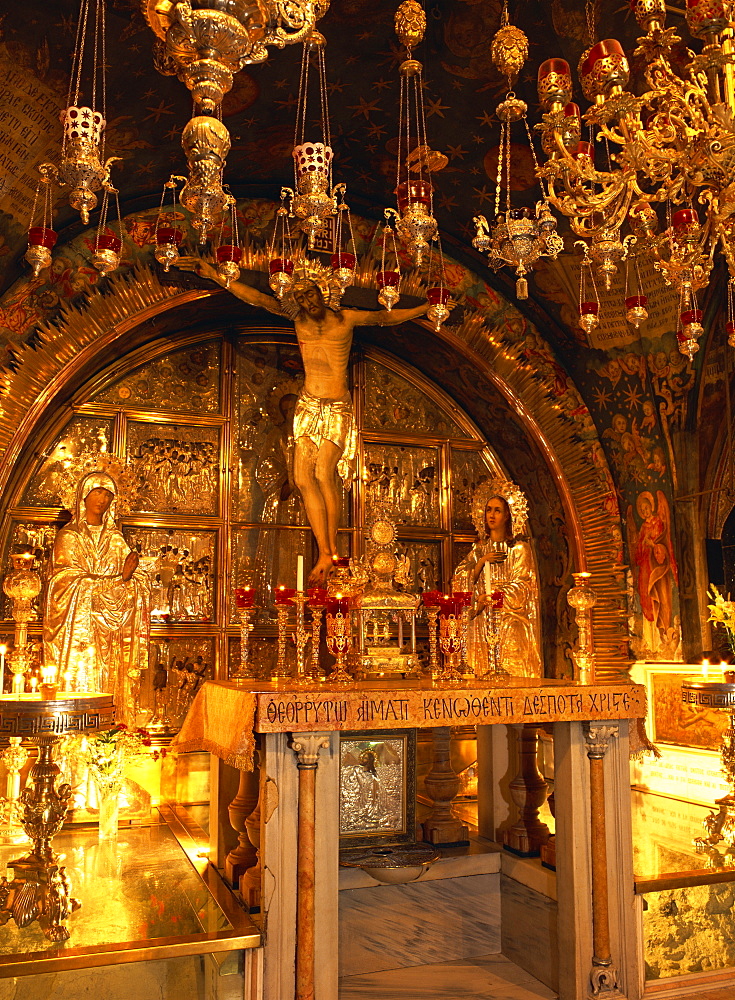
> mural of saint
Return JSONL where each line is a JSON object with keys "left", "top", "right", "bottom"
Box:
{"left": 626, "top": 490, "right": 679, "bottom": 652}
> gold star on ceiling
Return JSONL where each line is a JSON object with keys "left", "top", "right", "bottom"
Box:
{"left": 349, "top": 97, "right": 383, "bottom": 120}
{"left": 425, "top": 96, "right": 451, "bottom": 118}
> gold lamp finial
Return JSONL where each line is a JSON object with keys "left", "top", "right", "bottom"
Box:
{"left": 395, "top": 0, "right": 426, "bottom": 52}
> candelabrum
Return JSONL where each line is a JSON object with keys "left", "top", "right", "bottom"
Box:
{"left": 274, "top": 603, "right": 292, "bottom": 680}
{"left": 310, "top": 606, "right": 325, "bottom": 680}
{"left": 566, "top": 571, "right": 597, "bottom": 684}
{"left": 237, "top": 608, "right": 255, "bottom": 679}
{"left": 326, "top": 611, "right": 353, "bottom": 684}
{"left": 426, "top": 606, "right": 441, "bottom": 680}
{"left": 481, "top": 592, "right": 509, "bottom": 678}
{"left": 438, "top": 614, "right": 466, "bottom": 683}
{"left": 291, "top": 592, "right": 310, "bottom": 683}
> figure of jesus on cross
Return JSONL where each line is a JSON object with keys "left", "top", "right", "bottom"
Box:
{"left": 178, "top": 256, "right": 432, "bottom": 584}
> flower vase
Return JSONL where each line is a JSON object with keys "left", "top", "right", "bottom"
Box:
{"left": 94, "top": 778, "right": 122, "bottom": 841}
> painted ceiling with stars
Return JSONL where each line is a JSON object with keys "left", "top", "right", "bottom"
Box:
{"left": 0, "top": 0, "right": 701, "bottom": 342}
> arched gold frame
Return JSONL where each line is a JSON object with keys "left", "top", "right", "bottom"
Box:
{"left": 0, "top": 266, "right": 627, "bottom": 677}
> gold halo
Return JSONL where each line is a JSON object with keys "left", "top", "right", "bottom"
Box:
{"left": 471, "top": 477, "right": 529, "bottom": 539}
{"left": 55, "top": 451, "right": 138, "bottom": 515}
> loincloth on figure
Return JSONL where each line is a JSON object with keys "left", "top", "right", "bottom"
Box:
{"left": 293, "top": 389, "right": 357, "bottom": 484}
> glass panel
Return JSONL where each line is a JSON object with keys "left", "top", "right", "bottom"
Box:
{"left": 93, "top": 341, "right": 221, "bottom": 413}
{"left": 146, "top": 636, "right": 215, "bottom": 730}
{"left": 451, "top": 448, "right": 496, "bottom": 532}
{"left": 363, "top": 359, "right": 465, "bottom": 438}
{"left": 122, "top": 527, "right": 216, "bottom": 624}
{"left": 0, "top": 823, "right": 231, "bottom": 957}
{"left": 363, "top": 443, "right": 441, "bottom": 527}
{"left": 1, "top": 521, "right": 58, "bottom": 620}
{"left": 125, "top": 422, "right": 220, "bottom": 516}
{"left": 643, "top": 883, "right": 735, "bottom": 979}
{"left": 232, "top": 341, "right": 305, "bottom": 523}
{"left": 395, "top": 540, "right": 442, "bottom": 593}
{"left": 21, "top": 417, "right": 114, "bottom": 507}
{"left": 231, "top": 525, "right": 312, "bottom": 622}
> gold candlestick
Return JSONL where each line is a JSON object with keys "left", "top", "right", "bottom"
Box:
{"left": 0, "top": 738, "right": 29, "bottom": 844}
{"left": 326, "top": 611, "right": 353, "bottom": 684}
{"left": 481, "top": 596, "right": 508, "bottom": 678}
{"left": 439, "top": 614, "right": 464, "bottom": 682}
{"left": 567, "top": 571, "right": 597, "bottom": 684}
{"left": 274, "top": 604, "right": 292, "bottom": 680}
{"left": 310, "top": 606, "right": 324, "bottom": 679}
{"left": 292, "top": 593, "right": 309, "bottom": 683}
{"left": 426, "top": 606, "right": 441, "bottom": 679}
{"left": 237, "top": 607, "right": 255, "bottom": 679}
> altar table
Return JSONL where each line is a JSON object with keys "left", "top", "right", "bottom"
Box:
{"left": 175, "top": 677, "right": 646, "bottom": 1000}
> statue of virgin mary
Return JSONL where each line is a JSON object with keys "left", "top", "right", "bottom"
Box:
{"left": 43, "top": 471, "right": 150, "bottom": 722}
{"left": 452, "top": 478, "right": 542, "bottom": 678}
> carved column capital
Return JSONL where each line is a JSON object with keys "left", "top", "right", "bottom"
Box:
{"left": 289, "top": 732, "right": 330, "bottom": 769}
{"left": 584, "top": 723, "right": 618, "bottom": 760}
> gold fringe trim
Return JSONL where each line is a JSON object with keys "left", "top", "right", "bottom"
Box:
{"left": 171, "top": 734, "right": 255, "bottom": 772}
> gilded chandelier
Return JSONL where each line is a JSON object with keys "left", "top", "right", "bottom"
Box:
{"left": 536, "top": 0, "right": 735, "bottom": 354}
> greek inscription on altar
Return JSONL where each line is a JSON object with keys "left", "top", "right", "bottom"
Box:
{"left": 0, "top": 61, "right": 62, "bottom": 219}
{"left": 256, "top": 683, "right": 645, "bottom": 732}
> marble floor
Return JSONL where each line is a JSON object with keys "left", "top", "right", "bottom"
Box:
{"left": 339, "top": 954, "right": 556, "bottom": 1000}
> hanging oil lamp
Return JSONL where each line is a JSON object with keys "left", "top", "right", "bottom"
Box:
{"left": 576, "top": 242, "right": 600, "bottom": 337}
{"left": 215, "top": 193, "right": 241, "bottom": 288}
{"left": 330, "top": 185, "right": 357, "bottom": 302}
{"left": 377, "top": 219, "right": 402, "bottom": 311}
{"left": 285, "top": 31, "right": 339, "bottom": 250}
{"left": 426, "top": 245, "right": 450, "bottom": 333}
{"left": 385, "top": 0, "right": 445, "bottom": 268}
{"left": 727, "top": 278, "right": 735, "bottom": 348}
{"left": 624, "top": 256, "right": 648, "bottom": 329}
{"left": 25, "top": 168, "right": 57, "bottom": 278}
{"left": 472, "top": 3, "right": 563, "bottom": 299}
{"left": 92, "top": 186, "right": 123, "bottom": 277}
{"left": 153, "top": 177, "right": 184, "bottom": 273}
{"left": 39, "top": 0, "right": 120, "bottom": 225}
{"left": 268, "top": 190, "right": 296, "bottom": 299}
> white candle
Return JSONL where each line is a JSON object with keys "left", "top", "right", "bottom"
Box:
{"left": 297, "top": 554, "right": 304, "bottom": 593}
{"left": 0, "top": 645, "right": 6, "bottom": 694}
{"left": 702, "top": 659, "right": 710, "bottom": 680}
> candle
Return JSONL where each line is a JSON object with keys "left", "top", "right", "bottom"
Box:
{"left": 0, "top": 644, "right": 6, "bottom": 693}
{"left": 702, "top": 658, "right": 710, "bottom": 680}
{"left": 491, "top": 590, "right": 505, "bottom": 610}
{"left": 235, "top": 586, "right": 255, "bottom": 609}
{"left": 297, "top": 555, "right": 304, "bottom": 593}
{"left": 327, "top": 592, "right": 349, "bottom": 615}
{"left": 307, "top": 587, "right": 330, "bottom": 608}
{"left": 275, "top": 585, "right": 296, "bottom": 606}
{"left": 30, "top": 675, "right": 38, "bottom": 692}
{"left": 421, "top": 590, "right": 442, "bottom": 608}
{"left": 333, "top": 555, "right": 350, "bottom": 568}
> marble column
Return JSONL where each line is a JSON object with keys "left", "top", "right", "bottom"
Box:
{"left": 290, "top": 732, "right": 331, "bottom": 1000}
{"left": 583, "top": 722, "right": 626, "bottom": 1000}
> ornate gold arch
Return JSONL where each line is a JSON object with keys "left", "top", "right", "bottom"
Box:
{"left": 0, "top": 259, "right": 628, "bottom": 676}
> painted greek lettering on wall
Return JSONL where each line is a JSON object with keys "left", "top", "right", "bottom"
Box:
{"left": 0, "top": 60, "right": 62, "bottom": 223}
